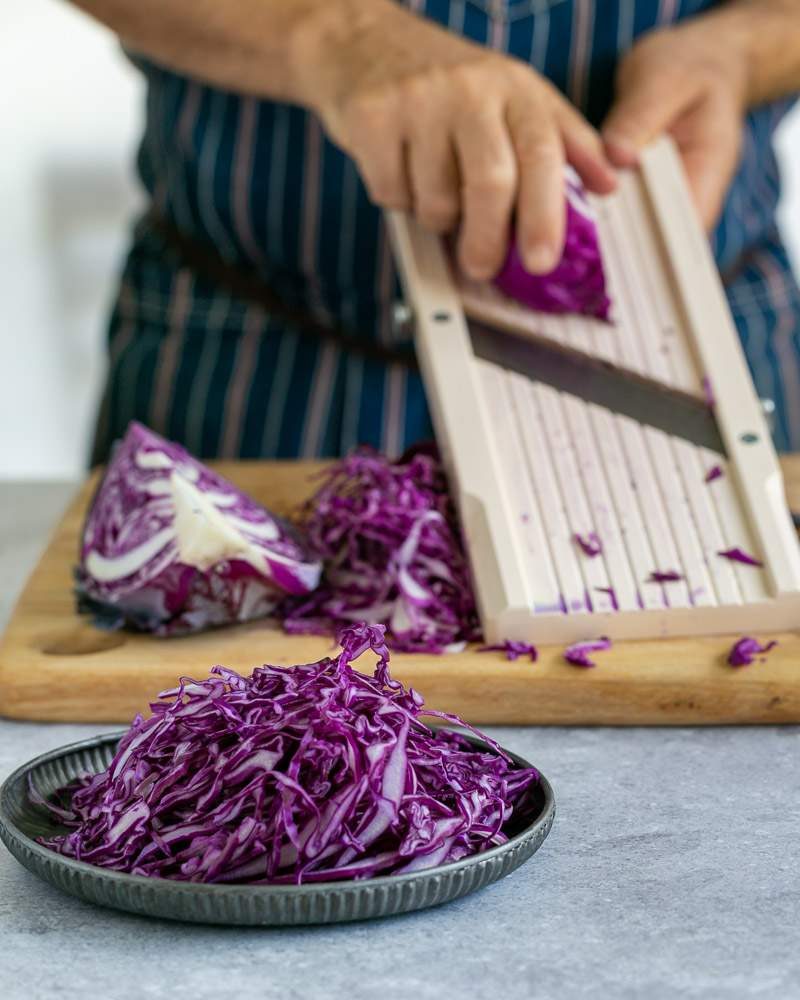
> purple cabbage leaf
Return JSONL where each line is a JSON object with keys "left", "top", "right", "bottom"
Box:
{"left": 564, "top": 636, "right": 612, "bottom": 668}
{"left": 718, "top": 547, "right": 764, "bottom": 567}
{"left": 727, "top": 636, "right": 777, "bottom": 667}
{"left": 478, "top": 641, "right": 539, "bottom": 662}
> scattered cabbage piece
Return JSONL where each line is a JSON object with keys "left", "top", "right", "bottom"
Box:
{"left": 76, "top": 422, "right": 321, "bottom": 636}
{"left": 718, "top": 547, "right": 763, "bottom": 567}
{"left": 574, "top": 532, "right": 603, "bottom": 557}
{"left": 280, "top": 446, "right": 480, "bottom": 653}
{"left": 36, "top": 624, "right": 540, "bottom": 884}
{"left": 705, "top": 465, "right": 724, "bottom": 483}
{"left": 564, "top": 636, "right": 612, "bottom": 668}
{"left": 648, "top": 570, "right": 683, "bottom": 583}
{"left": 478, "top": 641, "right": 538, "bottom": 662}
{"left": 494, "top": 169, "right": 611, "bottom": 321}
{"left": 727, "top": 636, "right": 778, "bottom": 667}
{"left": 594, "top": 586, "right": 619, "bottom": 610}
{"left": 702, "top": 376, "right": 716, "bottom": 408}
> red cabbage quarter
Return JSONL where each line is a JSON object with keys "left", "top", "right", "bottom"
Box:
{"left": 76, "top": 422, "right": 322, "bottom": 636}
{"left": 36, "top": 624, "right": 539, "bottom": 884}
{"left": 727, "top": 636, "right": 777, "bottom": 667}
{"left": 647, "top": 570, "right": 683, "bottom": 583}
{"left": 494, "top": 170, "right": 611, "bottom": 321}
{"left": 718, "top": 547, "right": 764, "bottom": 567}
{"left": 280, "top": 447, "right": 480, "bottom": 653}
{"left": 574, "top": 531, "right": 603, "bottom": 557}
{"left": 564, "top": 636, "right": 612, "bottom": 668}
{"left": 478, "top": 641, "right": 538, "bottom": 662}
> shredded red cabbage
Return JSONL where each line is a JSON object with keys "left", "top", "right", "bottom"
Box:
{"left": 705, "top": 465, "right": 724, "bottom": 483}
{"left": 648, "top": 570, "right": 684, "bottom": 583}
{"left": 718, "top": 547, "right": 763, "bottom": 567}
{"left": 574, "top": 532, "right": 603, "bottom": 557}
{"left": 494, "top": 170, "right": 611, "bottom": 321}
{"left": 702, "top": 376, "right": 716, "bottom": 408}
{"left": 594, "top": 586, "right": 619, "bottom": 610}
{"left": 564, "top": 636, "right": 612, "bottom": 668}
{"left": 76, "top": 422, "right": 321, "bottom": 636}
{"left": 36, "top": 625, "right": 539, "bottom": 884}
{"left": 727, "top": 636, "right": 777, "bottom": 667}
{"left": 280, "top": 448, "right": 480, "bottom": 653}
{"left": 478, "top": 641, "right": 538, "bottom": 663}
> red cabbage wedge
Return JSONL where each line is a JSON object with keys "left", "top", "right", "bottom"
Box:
{"left": 37, "top": 624, "right": 540, "bottom": 884}
{"left": 76, "top": 422, "right": 321, "bottom": 636}
{"left": 494, "top": 168, "right": 611, "bottom": 321}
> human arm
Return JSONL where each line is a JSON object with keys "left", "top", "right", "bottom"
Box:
{"left": 602, "top": 0, "right": 800, "bottom": 229}
{"left": 68, "top": 0, "right": 616, "bottom": 278}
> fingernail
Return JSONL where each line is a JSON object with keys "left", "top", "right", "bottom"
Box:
{"left": 522, "top": 243, "right": 558, "bottom": 275}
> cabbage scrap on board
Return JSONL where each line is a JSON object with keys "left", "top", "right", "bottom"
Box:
{"left": 36, "top": 624, "right": 540, "bottom": 884}
{"left": 494, "top": 168, "right": 611, "bottom": 321}
{"left": 76, "top": 422, "right": 321, "bottom": 636}
{"left": 281, "top": 447, "right": 480, "bottom": 653}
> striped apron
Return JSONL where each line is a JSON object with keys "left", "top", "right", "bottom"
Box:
{"left": 93, "top": 0, "right": 800, "bottom": 460}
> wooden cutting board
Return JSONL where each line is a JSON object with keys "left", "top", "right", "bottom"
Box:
{"left": 2, "top": 460, "right": 799, "bottom": 726}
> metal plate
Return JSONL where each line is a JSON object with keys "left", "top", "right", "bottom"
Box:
{"left": 0, "top": 733, "right": 555, "bottom": 926}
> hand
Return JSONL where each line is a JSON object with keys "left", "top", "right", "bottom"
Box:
{"left": 296, "top": 0, "right": 616, "bottom": 279}
{"left": 602, "top": 16, "right": 750, "bottom": 230}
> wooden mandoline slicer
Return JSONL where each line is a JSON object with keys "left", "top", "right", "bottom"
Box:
{"left": 388, "top": 137, "right": 800, "bottom": 645}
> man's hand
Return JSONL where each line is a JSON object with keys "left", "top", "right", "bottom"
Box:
{"left": 602, "top": 15, "right": 750, "bottom": 231}
{"left": 297, "top": 0, "right": 616, "bottom": 280}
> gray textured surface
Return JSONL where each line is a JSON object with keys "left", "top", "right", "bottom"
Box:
{"left": 1, "top": 483, "right": 798, "bottom": 999}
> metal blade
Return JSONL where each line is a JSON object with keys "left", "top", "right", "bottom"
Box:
{"left": 469, "top": 319, "right": 726, "bottom": 455}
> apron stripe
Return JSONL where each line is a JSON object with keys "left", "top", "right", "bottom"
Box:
{"left": 171, "top": 80, "right": 203, "bottom": 232}
{"left": 341, "top": 356, "right": 365, "bottom": 453}
{"left": 197, "top": 91, "right": 238, "bottom": 263}
{"left": 567, "top": 0, "right": 594, "bottom": 110}
{"left": 381, "top": 363, "right": 408, "bottom": 458}
{"left": 301, "top": 115, "right": 324, "bottom": 297}
{"left": 148, "top": 267, "right": 193, "bottom": 434}
{"left": 219, "top": 306, "right": 264, "bottom": 458}
{"left": 231, "top": 97, "right": 268, "bottom": 273}
{"left": 300, "top": 341, "right": 340, "bottom": 457}
{"left": 759, "top": 246, "right": 800, "bottom": 450}
{"left": 260, "top": 330, "right": 299, "bottom": 457}
{"left": 184, "top": 294, "right": 234, "bottom": 455}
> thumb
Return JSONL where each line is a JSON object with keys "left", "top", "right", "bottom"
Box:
{"left": 602, "top": 61, "right": 695, "bottom": 167}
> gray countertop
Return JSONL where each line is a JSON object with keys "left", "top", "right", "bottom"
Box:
{"left": 1, "top": 483, "right": 798, "bottom": 1000}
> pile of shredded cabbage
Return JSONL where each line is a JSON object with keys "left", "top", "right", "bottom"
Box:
{"left": 37, "top": 624, "right": 539, "bottom": 884}
{"left": 281, "top": 447, "right": 481, "bottom": 653}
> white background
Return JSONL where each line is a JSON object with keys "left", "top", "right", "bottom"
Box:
{"left": 1, "top": 0, "right": 799, "bottom": 479}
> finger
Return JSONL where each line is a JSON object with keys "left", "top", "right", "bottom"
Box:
{"left": 671, "top": 100, "right": 741, "bottom": 230}
{"left": 555, "top": 101, "right": 617, "bottom": 195}
{"left": 507, "top": 98, "right": 565, "bottom": 274}
{"left": 454, "top": 109, "right": 518, "bottom": 280}
{"left": 602, "top": 64, "right": 697, "bottom": 166}
{"left": 407, "top": 129, "right": 461, "bottom": 234}
{"left": 355, "top": 133, "right": 412, "bottom": 212}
